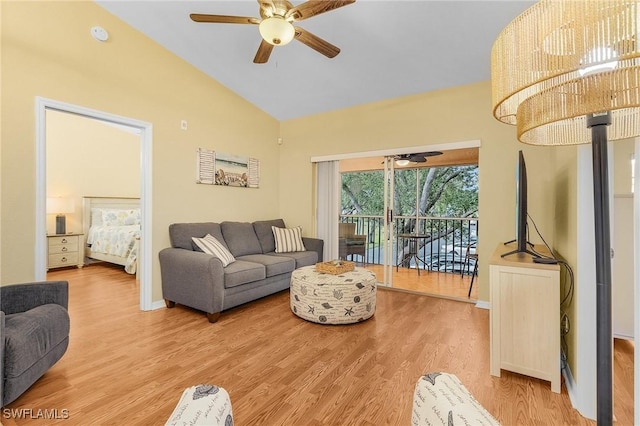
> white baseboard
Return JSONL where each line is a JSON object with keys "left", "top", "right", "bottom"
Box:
{"left": 475, "top": 300, "right": 490, "bottom": 310}
{"left": 562, "top": 353, "right": 596, "bottom": 421}
{"left": 151, "top": 300, "right": 166, "bottom": 310}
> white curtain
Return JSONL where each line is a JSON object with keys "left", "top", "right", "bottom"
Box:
{"left": 316, "top": 160, "right": 340, "bottom": 261}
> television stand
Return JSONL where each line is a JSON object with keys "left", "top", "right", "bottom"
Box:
{"left": 490, "top": 243, "right": 560, "bottom": 393}
{"left": 500, "top": 240, "right": 540, "bottom": 258}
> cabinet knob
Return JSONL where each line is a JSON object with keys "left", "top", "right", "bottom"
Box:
{"left": 62, "top": 247, "right": 68, "bottom": 252}
{"left": 61, "top": 257, "right": 67, "bottom": 262}
{"left": 61, "top": 238, "right": 68, "bottom": 243}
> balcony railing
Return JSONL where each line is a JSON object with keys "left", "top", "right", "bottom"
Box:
{"left": 339, "top": 214, "right": 478, "bottom": 274}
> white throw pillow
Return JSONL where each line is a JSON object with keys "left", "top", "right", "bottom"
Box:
{"left": 272, "top": 226, "right": 306, "bottom": 253}
{"left": 192, "top": 234, "right": 236, "bottom": 267}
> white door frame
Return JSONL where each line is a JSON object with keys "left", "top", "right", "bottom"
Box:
{"left": 35, "top": 97, "right": 153, "bottom": 311}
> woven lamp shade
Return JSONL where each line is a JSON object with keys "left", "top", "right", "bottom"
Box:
{"left": 491, "top": 0, "right": 640, "bottom": 145}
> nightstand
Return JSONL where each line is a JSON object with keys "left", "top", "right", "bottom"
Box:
{"left": 47, "top": 233, "right": 84, "bottom": 270}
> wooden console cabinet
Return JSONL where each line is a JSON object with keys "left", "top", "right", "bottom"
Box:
{"left": 490, "top": 243, "right": 561, "bottom": 393}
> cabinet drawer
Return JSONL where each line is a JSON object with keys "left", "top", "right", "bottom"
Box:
{"left": 48, "top": 253, "right": 79, "bottom": 268}
{"left": 49, "top": 243, "right": 78, "bottom": 255}
{"left": 48, "top": 235, "right": 79, "bottom": 246}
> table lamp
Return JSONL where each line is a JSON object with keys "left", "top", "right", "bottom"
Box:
{"left": 491, "top": 1, "right": 640, "bottom": 423}
{"left": 47, "top": 197, "right": 75, "bottom": 235}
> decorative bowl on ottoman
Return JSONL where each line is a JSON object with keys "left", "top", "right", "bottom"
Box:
{"left": 315, "top": 260, "right": 355, "bottom": 275}
{"left": 290, "top": 265, "right": 377, "bottom": 324}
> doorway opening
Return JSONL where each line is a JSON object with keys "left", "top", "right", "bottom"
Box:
{"left": 35, "top": 97, "right": 153, "bottom": 310}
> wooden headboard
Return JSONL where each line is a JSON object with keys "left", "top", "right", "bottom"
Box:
{"left": 82, "top": 196, "right": 140, "bottom": 237}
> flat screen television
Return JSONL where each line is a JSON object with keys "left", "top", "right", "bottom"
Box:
{"left": 501, "top": 150, "right": 538, "bottom": 258}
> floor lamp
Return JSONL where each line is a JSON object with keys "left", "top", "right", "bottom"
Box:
{"left": 490, "top": 1, "right": 640, "bottom": 424}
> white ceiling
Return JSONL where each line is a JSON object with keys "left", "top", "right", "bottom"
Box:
{"left": 96, "top": 0, "right": 535, "bottom": 121}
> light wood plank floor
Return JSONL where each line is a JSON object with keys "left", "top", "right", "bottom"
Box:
{"left": 364, "top": 264, "right": 478, "bottom": 301}
{"left": 2, "top": 263, "right": 632, "bottom": 425}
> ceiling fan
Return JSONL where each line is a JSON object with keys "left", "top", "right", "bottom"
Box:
{"left": 394, "top": 152, "right": 443, "bottom": 166}
{"left": 190, "top": 0, "right": 355, "bottom": 64}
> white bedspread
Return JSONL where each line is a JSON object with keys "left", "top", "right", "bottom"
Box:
{"left": 87, "top": 225, "right": 140, "bottom": 274}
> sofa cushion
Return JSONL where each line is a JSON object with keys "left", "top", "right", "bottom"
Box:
{"left": 253, "top": 219, "right": 286, "bottom": 253}
{"left": 192, "top": 234, "right": 236, "bottom": 267}
{"left": 169, "top": 223, "right": 227, "bottom": 251}
{"left": 237, "top": 254, "right": 295, "bottom": 277}
{"left": 221, "top": 222, "right": 263, "bottom": 257}
{"left": 4, "top": 304, "right": 70, "bottom": 378}
{"left": 223, "top": 260, "right": 266, "bottom": 288}
{"left": 272, "top": 226, "right": 306, "bottom": 253}
{"left": 268, "top": 251, "right": 318, "bottom": 268}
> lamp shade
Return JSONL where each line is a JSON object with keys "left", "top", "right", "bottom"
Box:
{"left": 491, "top": 0, "right": 640, "bottom": 145}
{"left": 259, "top": 16, "right": 295, "bottom": 46}
{"left": 46, "top": 197, "right": 75, "bottom": 214}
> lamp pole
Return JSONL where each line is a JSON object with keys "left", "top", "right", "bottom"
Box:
{"left": 587, "top": 112, "right": 613, "bottom": 426}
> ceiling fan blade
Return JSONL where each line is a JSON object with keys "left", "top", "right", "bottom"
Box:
{"left": 286, "top": 0, "right": 355, "bottom": 21}
{"left": 418, "top": 151, "right": 444, "bottom": 158}
{"left": 190, "top": 14, "right": 260, "bottom": 25}
{"left": 294, "top": 27, "right": 340, "bottom": 58}
{"left": 253, "top": 39, "right": 274, "bottom": 64}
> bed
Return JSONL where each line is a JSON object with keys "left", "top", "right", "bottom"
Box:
{"left": 82, "top": 197, "right": 140, "bottom": 275}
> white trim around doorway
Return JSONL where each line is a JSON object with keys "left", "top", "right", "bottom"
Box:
{"left": 35, "top": 97, "right": 154, "bottom": 311}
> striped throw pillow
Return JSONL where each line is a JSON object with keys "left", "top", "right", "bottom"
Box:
{"left": 272, "top": 226, "right": 306, "bottom": 253}
{"left": 192, "top": 234, "right": 236, "bottom": 267}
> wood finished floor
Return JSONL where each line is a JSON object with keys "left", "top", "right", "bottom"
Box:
{"left": 2, "top": 263, "right": 633, "bottom": 425}
{"left": 364, "top": 264, "right": 478, "bottom": 301}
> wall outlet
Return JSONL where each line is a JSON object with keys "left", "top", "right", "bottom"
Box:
{"left": 561, "top": 314, "right": 570, "bottom": 334}
{"left": 180, "top": 120, "right": 187, "bottom": 130}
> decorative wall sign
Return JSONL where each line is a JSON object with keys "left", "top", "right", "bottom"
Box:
{"left": 196, "top": 148, "right": 259, "bottom": 188}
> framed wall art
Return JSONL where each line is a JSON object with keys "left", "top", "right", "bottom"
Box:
{"left": 196, "top": 148, "right": 259, "bottom": 188}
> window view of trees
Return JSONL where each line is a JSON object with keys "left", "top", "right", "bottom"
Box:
{"left": 341, "top": 165, "right": 478, "bottom": 218}
{"left": 340, "top": 164, "right": 478, "bottom": 271}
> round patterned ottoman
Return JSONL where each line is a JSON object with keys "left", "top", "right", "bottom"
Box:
{"left": 290, "top": 265, "right": 377, "bottom": 324}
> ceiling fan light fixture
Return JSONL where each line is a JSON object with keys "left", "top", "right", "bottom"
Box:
{"left": 259, "top": 16, "right": 295, "bottom": 46}
{"left": 395, "top": 159, "right": 410, "bottom": 166}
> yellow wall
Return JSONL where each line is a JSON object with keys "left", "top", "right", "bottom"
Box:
{"left": 613, "top": 138, "right": 636, "bottom": 195}
{"left": 279, "top": 81, "right": 558, "bottom": 302}
{"left": 549, "top": 146, "right": 579, "bottom": 377}
{"left": 46, "top": 109, "right": 141, "bottom": 235}
{"left": 1, "top": 2, "right": 280, "bottom": 296}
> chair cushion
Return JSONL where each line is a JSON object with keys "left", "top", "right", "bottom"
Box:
{"left": 223, "top": 260, "right": 266, "bottom": 288}
{"left": 169, "top": 223, "right": 227, "bottom": 251}
{"left": 236, "top": 254, "right": 295, "bottom": 277}
{"left": 252, "top": 219, "right": 286, "bottom": 253}
{"left": 267, "top": 251, "right": 318, "bottom": 268}
{"left": 4, "top": 304, "right": 70, "bottom": 378}
{"left": 221, "top": 222, "right": 263, "bottom": 257}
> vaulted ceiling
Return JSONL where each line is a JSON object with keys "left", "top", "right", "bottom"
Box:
{"left": 96, "top": 0, "right": 535, "bottom": 121}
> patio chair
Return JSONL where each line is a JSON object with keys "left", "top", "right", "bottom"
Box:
{"left": 338, "top": 223, "right": 366, "bottom": 263}
{"left": 461, "top": 241, "right": 478, "bottom": 297}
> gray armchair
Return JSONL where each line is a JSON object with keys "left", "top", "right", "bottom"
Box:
{"left": 1, "top": 281, "right": 70, "bottom": 406}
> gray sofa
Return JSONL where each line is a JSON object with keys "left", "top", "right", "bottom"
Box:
{"left": 1, "top": 281, "right": 70, "bottom": 406}
{"left": 159, "top": 219, "right": 323, "bottom": 323}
